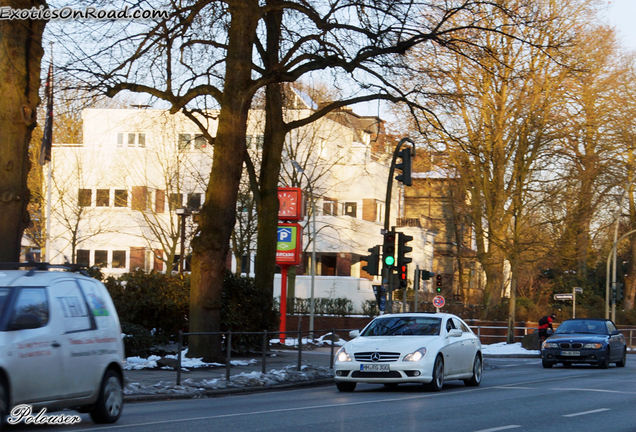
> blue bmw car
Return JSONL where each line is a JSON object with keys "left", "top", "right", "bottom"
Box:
{"left": 541, "top": 318, "right": 627, "bottom": 368}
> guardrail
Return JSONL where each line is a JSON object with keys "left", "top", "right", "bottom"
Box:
{"left": 175, "top": 325, "right": 636, "bottom": 384}
{"left": 176, "top": 328, "right": 351, "bottom": 385}
{"left": 470, "top": 325, "right": 636, "bottom": 347}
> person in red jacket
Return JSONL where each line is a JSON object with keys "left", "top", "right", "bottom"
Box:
{"left": 538, "top": 313, "right": 557, "bottom": 342}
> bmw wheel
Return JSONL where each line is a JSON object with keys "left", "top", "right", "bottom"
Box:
{"left": 464, "top": 355, "right": 482, "bottom": 387}
{"left": 90, "top": 370, "right": 123, "bottom": 424}
{"left": 616, "top": 347, "right": 627, "bottom": 368}
{"left": 599, "top": 348, "right": 610, "bottom": 369}
{"left": 427, "top": 355, "right": 444, "bottom": 392}
{"left": 542, "top": 360, "right": 553, "bottom": 368}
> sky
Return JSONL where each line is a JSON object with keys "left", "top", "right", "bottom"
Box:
{"left": 604, "top": 0, "right": 636, "bottom": 52}
{"left": 351, "top": 1, "right": 636, "bottom": 120}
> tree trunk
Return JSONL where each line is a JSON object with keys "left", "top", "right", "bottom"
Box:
{"left": 187, "top": 1, "right": 259, "bottom": 361}
{"left": 507, "top": 258, "right": 517, "bottom": 344}
{"left": 0, "top": 0, "right": 47, "bottom": 262}
{"left": 253, "top": 3, "right": 285, "bottom": 297}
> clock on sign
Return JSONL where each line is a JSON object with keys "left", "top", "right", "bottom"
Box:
{"left": 278, "top": 187, "right": 303, "bottom": 221}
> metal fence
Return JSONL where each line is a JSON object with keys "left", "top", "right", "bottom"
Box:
{"left": 176, "top": 328, "right": 349, "bottom": 385}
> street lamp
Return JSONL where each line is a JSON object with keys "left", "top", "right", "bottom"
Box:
{"left": 291, "top": 160, "right": 317, "bottom": 339}
{"left": 175, "top": 207, "right": 192, "bottom": 274}
{"left": 607, "top": 172, "right": 636, "bottom": 321}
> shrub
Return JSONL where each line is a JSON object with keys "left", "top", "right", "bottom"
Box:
{"left": 361, "top": 300, "right": 379, "bottom": 318}
{"left": 104, "top": 270, "right": 189, "bottom": 343}
{"left": 120, "top": 322, "right": 164, "bottom": 358}
{"left": 221, "top": 271, "right": 279, "bottom": 353}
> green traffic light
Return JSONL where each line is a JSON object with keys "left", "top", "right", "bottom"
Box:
{"left": 384, "top": 256, "right": 395, "bottom": 266}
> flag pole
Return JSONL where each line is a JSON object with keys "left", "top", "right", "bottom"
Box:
{"left": 43, "top": 42, "right": 54, "bottom": 262}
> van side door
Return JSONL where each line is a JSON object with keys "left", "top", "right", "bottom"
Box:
{"left": 51, "top": 280, "right": 99, "bottom": 398}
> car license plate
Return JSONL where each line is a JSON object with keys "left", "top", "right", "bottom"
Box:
{"left": 361, "top": 364, "right": 390, "bottom": 372}
{"left": 561, "top": 351, "right": 580, "bottom": 356}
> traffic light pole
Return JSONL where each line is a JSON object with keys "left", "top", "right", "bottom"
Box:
{"left": 383, "top": 138, "right": 415, "bottom": 233}
{"left": 382, "top": 138, "right": 415, "bottom": 313}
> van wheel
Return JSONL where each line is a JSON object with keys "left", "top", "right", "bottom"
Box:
{"left": 90, "top": 370, "right": 123, "bottom": 424}
{"left": 0, "top": 379, "right": 7, "bottom": 429}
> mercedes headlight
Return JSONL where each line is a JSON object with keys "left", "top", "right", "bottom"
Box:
{"left": 542, "top": 342, "right": 559, "bottom": 349}
{"left": 336, "top": 347, "right": 352, "bottom": 362}
{"left": 583, "top": 343, "right": 602, "bottom": 349}
{"left": 404, "top": 347, "right": 427, "bottom": 362}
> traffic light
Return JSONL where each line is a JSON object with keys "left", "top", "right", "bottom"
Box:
{"left": 616, "top": 282, "right": 624, "bottom": 301}
{"left": 435, "top": 274, "right": 443, "bottom": 293}
{"left": 383, "top": 230, "right": 396, "bottom": 267}
{"left": 395, "top": 146, "right": 412, "bottom": 186}
{"left": 420, "top": 270, "right": 433, "bottom": 280}
{"left": 361, "top": 245, "right": 380, "bottom": 276}
{"left": 399, "top": 264, "right": 408, "bottom": 288}
{"left": 397, "top": 231, "right": 413, "bottom": 267}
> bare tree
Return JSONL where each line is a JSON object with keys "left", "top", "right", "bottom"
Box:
{"left": 0, "top": 0, "right": 48, "bottom": 261}
{"left": 56, "top": 0, "right": 560, "bottom": 360}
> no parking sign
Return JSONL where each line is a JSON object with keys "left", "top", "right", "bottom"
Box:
{"left": 433, "top": 295, "right": 445, "bottom": 308}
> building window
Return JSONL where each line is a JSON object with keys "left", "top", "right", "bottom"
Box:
{"left": 76, "top": 249, "right": 90, "bottom": 265}
{"left": 323, "top": 198, "right": 338, "bottom": 216}
{"left": 187, "top": 193, "right": 202, "bottom": 209}
{"left": 169, "top": 193, "right": 183, "bottom": 211}
{"left": 112, "top": 250, "right": 126, "bottom": 269}
{"left": 94, "top": 250, "right": 108, "bottom": 267}
{"left": 246, "top": 135, "right": 264, "bottom": 149}
{"left": 194, "top": 134, "right": 207, "bottom": 149}
{"left": 178, "top": 134, "right": 191, "bottom": 150}
{"left": 344, "top": 202, "right": 357, "bottom": 218}
{"left": 131, "top": 186, "right": 149, "bottom": 211}
{"left": 78, "top": 189, "right": 92, "bottom": 207}
{"left": 114, "top": 189, "right": 128, "bottom": 207}
{"left": 376, "top": 202, "right": 385, "bottom": 223}
{"left": 96, "top": 189, "right": 110, "bottom": 207}
{"left": 117, "top": 132, "right": 146, "bottom": 148}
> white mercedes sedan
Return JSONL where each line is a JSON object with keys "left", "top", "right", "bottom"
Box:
{"left": 334, "top": 313, "right": 482, "bottom": 392}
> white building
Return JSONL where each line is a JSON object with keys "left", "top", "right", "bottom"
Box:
{"left": 44, "top": 106, "right": 436, "bottom": 312}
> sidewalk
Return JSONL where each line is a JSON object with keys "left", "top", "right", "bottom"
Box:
{"left": 123, "top": 346, "right": 336, "bottom": 402}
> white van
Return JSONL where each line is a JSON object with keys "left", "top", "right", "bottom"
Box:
{"left": 0, "top": 264, "right": 125, "bottom": 425}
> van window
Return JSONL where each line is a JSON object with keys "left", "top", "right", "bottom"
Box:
{"left": 9, "top": 288, "right": 49, "bottom": 328}
{"left": 54, "top": 281, "right": 93, "bottom": 333}
{"left": 0, "top": 287, "right": 9, "bottom": 320}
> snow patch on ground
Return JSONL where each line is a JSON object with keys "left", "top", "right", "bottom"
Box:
{"left": 123, "top": 365, "right": 333, "bottom": 396}
{"left": 481, "top": 342, "right": 539, "bottom": 356}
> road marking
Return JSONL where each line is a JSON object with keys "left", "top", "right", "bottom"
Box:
{"left": 492, "top": 386, "right": 534, "bottom": 390}
{"left": 552, "top": 388, "right": 634, "bottom": 394}
{"left": 563, "top": 408, "right": 610, "bottom": 417}
{"left": 473, "top": 426, "right": 521, "bottom": 432}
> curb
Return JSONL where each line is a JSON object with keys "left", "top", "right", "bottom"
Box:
{"left": 124, "top": 378, "right": 336, "bottom": 403}
{"left": 483, "top": 353, "right": 540, "bottom": 359}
